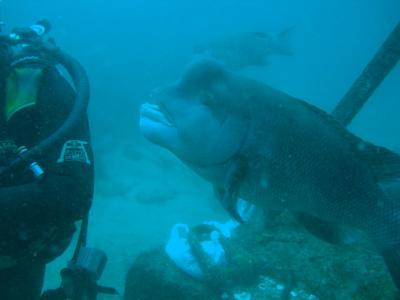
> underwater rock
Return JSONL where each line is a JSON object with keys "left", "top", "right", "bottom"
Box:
{"left": 124, "top": 247, "right": 217, "bottom": 300}
{"left": 124, "top": 213, "right": 399, "bottom": 299}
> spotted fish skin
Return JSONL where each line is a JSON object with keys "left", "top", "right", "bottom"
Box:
{"left": 139, "top": 59, "right": 400, "bottom": 289}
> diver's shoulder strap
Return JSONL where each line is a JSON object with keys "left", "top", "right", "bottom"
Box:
{"left": 5, "top": 66, "right": 44, "bottom": 121}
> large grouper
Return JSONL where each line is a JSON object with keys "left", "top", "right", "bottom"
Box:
{"left": 193, "top": 30, "right": 292, "bottom": 70}
{"left": 139, "top": 59, "right": 400, "bottom": 289}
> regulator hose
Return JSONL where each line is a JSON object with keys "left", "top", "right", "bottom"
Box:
{"left": 0, "top": 47, "right": 90, "bottom": 178}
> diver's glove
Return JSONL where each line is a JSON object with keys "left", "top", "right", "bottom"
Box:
{"left": 165, "top": 198, "right": 258, "bottom": 280}
{"left": 165, "top": 222, "right": 230, "bottom": 279}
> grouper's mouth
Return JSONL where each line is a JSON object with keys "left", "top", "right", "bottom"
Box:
{"left": 140, "top": 103, "right": 174, "bottom": 127}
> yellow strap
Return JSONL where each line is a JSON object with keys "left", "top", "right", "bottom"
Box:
{"left": 6, "top": 67, "right": 44, "bottom": 121}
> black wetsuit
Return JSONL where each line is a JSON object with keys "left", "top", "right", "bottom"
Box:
{"left": 0, "top": 66, "right": 94, "bottom": 299}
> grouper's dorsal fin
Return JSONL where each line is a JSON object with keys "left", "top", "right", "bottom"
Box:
{"left": 293, "top": 97, "right": 351, "bottom": 129}
{"left": 294, "top": 98, "right": 400, "bottom": 182}
{"left": 355, "top": 142, "right": 400, "bottom": 181}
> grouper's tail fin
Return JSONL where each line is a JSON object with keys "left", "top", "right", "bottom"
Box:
{"left": 382, "top": 247, "right": 400, "bottom": 290}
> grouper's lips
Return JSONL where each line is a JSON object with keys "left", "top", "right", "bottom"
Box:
{"left": 140, "top": 103, "right": 174, "bottom": 127}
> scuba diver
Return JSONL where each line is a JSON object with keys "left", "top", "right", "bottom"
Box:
{"left": 0, "top": 20, "right": 95, "bottom": 299}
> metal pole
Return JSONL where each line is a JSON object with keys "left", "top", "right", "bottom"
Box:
{"left": 332, "top": 22, "right": 400, "bottom": 126}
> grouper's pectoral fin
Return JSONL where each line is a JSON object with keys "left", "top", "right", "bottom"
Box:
{"left": 214, "top": 186, "right": 244, "bottom": 224}
{"left": 294, "top": 212, "right": 364, "bottom": 245}
{"left": 215, "top": 158, "right": 247, "bottom": 223}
